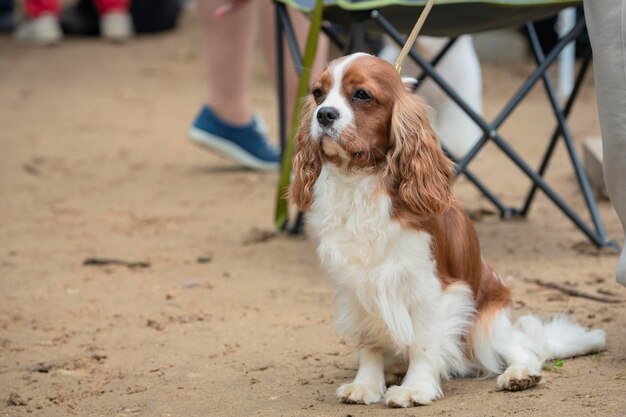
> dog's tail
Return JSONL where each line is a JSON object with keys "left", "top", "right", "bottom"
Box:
{"left": 515, "top": 313, "right": 606, "bottom": 360}
{"left": 471, "top": 308, "right": 606, "bottom": 376}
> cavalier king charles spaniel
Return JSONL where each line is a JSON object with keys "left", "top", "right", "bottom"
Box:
{"left": 289, "top": 53, "right": 606, "bottom": 408}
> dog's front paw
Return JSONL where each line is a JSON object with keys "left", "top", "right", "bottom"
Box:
{"left": 384, "top": 385, "right": 438, "bottom": 408}
{"left": 497, "top": 364, "right": 542, "bottom": 391}
{"left": 336, "top": 383, "right": 383, "bottom": 405}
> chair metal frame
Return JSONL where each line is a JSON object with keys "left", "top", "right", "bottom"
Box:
{"left": 274, "top": 1, "right": 618, "bottom": 248}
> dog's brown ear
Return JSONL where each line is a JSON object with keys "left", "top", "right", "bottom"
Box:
{"left": 289, "top": 98, "right": 322, "bottom": 210}
{"left": 385, "top": 92, "right": 453, "bottom": 216}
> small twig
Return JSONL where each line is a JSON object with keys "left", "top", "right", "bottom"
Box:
{"left": 83, "top": 258, "right": 150, "bottom": 269}
{"left": 523, "top": 277, "right": 623, "bottom": 304}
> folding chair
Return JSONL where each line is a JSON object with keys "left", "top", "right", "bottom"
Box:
{"left": 273, "top": 0, "right": 618, "bottom": 249}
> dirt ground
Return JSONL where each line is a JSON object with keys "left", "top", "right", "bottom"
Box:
{"left": 1, "top": 8, "right": 625, "bottom": 417}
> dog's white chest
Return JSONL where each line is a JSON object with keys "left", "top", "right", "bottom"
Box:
{"left": 308, "top": 165, "right": 395, "bottom": 267}
{"left": 307, "top": 164, "right": 436, "bottom": 281}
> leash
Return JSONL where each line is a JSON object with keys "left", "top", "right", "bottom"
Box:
{"left": 394, "top": 0, "right": 435, "bottom": 73}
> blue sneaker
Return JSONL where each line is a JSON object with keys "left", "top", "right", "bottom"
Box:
{"left": 189, "top": 106, "right": 280, "bottom": 171}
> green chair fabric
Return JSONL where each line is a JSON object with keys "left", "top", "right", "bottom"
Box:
{"left": 275, "top": 0, "right": 581, "bottom": 36}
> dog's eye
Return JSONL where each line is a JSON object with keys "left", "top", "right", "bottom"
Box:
{"left": 312, "top": 88, "right": 323, "bottom": 99}
{"left": 353, "top": 89, "right": 371, "bottom": 101}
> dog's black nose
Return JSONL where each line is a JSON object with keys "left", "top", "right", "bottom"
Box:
{"left": 317, "top": 107, "right": 339, "bottom": 127}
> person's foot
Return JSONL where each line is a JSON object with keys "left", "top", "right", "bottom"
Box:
{"left": 15, "top": 13, "right": 62, "bottom": 45}
{"left": 189, "top": 106, "right": 280, "bottom": 171}
{"left": 100, "top": 11, "right": 133, "bottom": 42}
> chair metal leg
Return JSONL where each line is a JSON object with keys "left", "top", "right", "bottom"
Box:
{"left": 523, "top": 24, "right": 607, "bottom": 238}
{"left": 520, "top": 46, "right": 593, "bottom": 215}
{"left": 488, "top": 129, "right": 616, "bottom": 247}
{"left": 286, "top": 211, "right": 305, "bottom": 235}
{"left": 454, "top": 20, "right": 587, "bottom": 175}
{"left": 275, "top": 3, "right": 287, "bottom": 161}
{"left": 277, "top": 3, "right": 303, "bottom": 73}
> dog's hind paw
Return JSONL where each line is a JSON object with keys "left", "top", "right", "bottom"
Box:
{"left": 497, "top": 364, "right": 542, "bottom": 391}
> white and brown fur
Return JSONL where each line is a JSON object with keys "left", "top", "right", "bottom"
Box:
{"left": 289, "top": 53, "right": 606, "bottom": 408}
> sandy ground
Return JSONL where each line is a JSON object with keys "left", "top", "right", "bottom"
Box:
{"left": 1, "top": 9, "right": 626, "bottom": 417}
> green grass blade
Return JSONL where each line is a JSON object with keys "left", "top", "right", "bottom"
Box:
{"left": 274, "top": 0, "right": 325, "bottom": 231}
